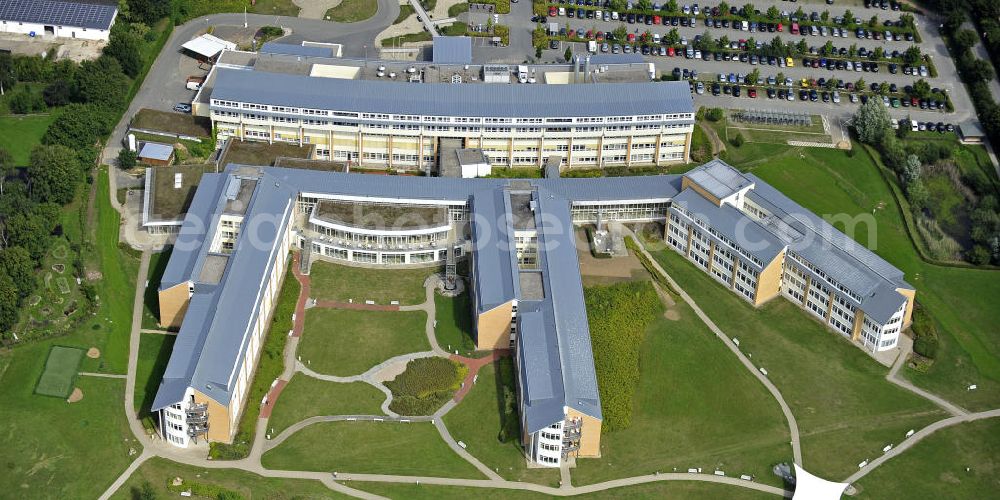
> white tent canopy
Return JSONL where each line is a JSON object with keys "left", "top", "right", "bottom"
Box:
{"left": 793, "top": 464, "right": 850, "bottom": 500}
{"left": 181, "top": 34, "right": 236, "bottom": 59}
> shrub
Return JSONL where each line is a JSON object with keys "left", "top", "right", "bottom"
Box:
{"left": 386, "top": 357, "right": 466, "bottom": 415}
{"left": 586, "top": 281, "right": 662, "bottom": 432}
{"left": 706, "top": 108, "right": 725, "bottom": 122}
{"left": 911, "top": 304, "right": 939, "bottom": 359}
{"left": 730, "top": 132, "right": 745, "bottom": 147}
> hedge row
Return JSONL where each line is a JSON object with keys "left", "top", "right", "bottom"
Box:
{"left": 585, "top": 280, "right": 663, "bottom": 432}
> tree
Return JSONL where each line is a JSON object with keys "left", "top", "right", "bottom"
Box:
{"left": 104, "top": 24, "right": 143, "bottom": 78}
{"left": 610, "top": 0, "right": 626, "bottom": 11}
{"left": 741, "top": 3, "right": 755, "bottom": 18}
{"left": 766, "top": 6, "right": 779, "bottom": 19}
{"left": 897, "top": 119, "right": 911, "bottom": 139}
{"left": 906, "top": 179, "right": 929, "bottom": 211}
{"left": 855, "top": 77, "right": 866, "bottom": 92}
{"left": 0, "top": 247, "right": 35, "bottom": 298}
{"left": 75, "top": 55, "right": 129, "bottom": 107}
{"left": 843, "top": 9, "right": 854, "bottom": 24}
{"left": 0, "top": 271, "right": 19, "bottom": 332}
{"left": 126, "top": 0, "right": 170, "bottom": 24}
{"left": 903, "top": 155, "right": 922, "bottom": 185}
{"left": 43, "top": 78, "right": 74, "bottom": 107}
{"left": 943, "top": 10, "right": 964, "bottom": 35}
{"left": 665, "top": 28, "right": 680, "bottom": 46}
{"left": 0, "top": 147, "right": 12, "bottom": 195}
{"left": 822, "top": 41, "right": 835, "bottom": 56}
{"left": 879, "top": 81, "right": 890, "bottom": 95}
{"left": 748, "top": 68, "right": 760, "bottom": 85}
{"left": 903, "top": 45, "right": 922, "bottom": 65}
{"left": 848, "top": 43, "right": 858, "bottom": 58}
{"left": 3, "top": 212, "right": 49, "bottom": 261}
{"left": 636, "top": 0, "right": 652, "bottom": 11}
{"left": 564, "top": 46, "right": 573, "bottom": 63}
{"left": 794, "top": 7, "right": 805, "bottom": 19}
{"left": 796, "top": 39, "right": 808, "bottom": 54}
{"left": 665, "top": 0, "right": 679, "bottom": 13}
{"left": 613, "top": 24, "right": 628, "bottom": 43}
{"left": 821, "top": 10, "right": 829, "bottom": 22}
{"left": 118, "top": 149, "right": 138, "bottom": 169}
{"left": 869, "top": 16, "right": 878, "bottom": 27}
{"left": 26, "top": 145, "right": 81, "bottom": 205}
{"left": 730, "top": 132, "right": 745, "bottom": 147}
{"left": 854, "top": 99, "right": 891, "bottom": 145}
{"left": 966, "top": 58, "right": 995, "bottom": 83}
{"left": 913, "top": 78, "right": 931, "bottom": 98}
{"left": 43, "top": 103, "right": 117, "bottom": 153}
{"left": 873, "top": 46, "right": 884, "bottom": 59}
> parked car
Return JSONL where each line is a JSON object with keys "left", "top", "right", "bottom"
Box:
{"left": 173, "top": 103, "right": 192, "bottom": 113}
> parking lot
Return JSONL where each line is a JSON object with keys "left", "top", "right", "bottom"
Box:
{"left": 520, "top": 0, "right": 976, "bottom": 127}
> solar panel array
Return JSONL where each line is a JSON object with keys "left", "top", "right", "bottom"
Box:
{"left": 0, "top": 0, "right": 116, "bottom": 30}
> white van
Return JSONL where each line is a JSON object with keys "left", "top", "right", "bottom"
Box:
{"left": 741, "top": 20, "right": 749, "bottom": 31}
{"left": 587, "top": 40, "right": 597, "bottom": 53}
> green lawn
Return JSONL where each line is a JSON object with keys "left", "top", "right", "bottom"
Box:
{"left": 325, "top": 0, "right": 378, "bottom": 22}
{"left": 174, "top": 0, "right": 299, "bottom": 20}
{"left": 854, "top": 418, "right": 1000, "bottom": 498}
{"left": 34, "top": 346, "right": 85, "bottom": 398}
{"left": 731, "top": 145, "right": 1000, "bottom": 412}
{"left": 267, "top": 375, "right": 386, "bottom": 436}
{"left": 142, "top": 247, "right": 172, "bottom": 330}
{"left": 261, "top": 421, "right": 484, "bottom": 478}
{"left": 394, "top": 4, "right": 416, "bottom": 24}
{"left": 109, "top": 457, "right": 343, "bottom": 500}
{"left": 134, "top": 333, "right": 175, "bottom": 421}
{"left": 434, "top": 293, "right": 479, "bottom": 356}
{"left": 573, "top": 286, "right": 792, "bottom": 486}
{"left": 352, "top": 480, "right": 777, "bottom": 499}
{"left": 298, "top": 308, "right": 429, "bottom": 376}
{"left": 646, "top": 247, "right": 946, "bottom": 480}
{"left": 0, "top": 341, "right": 139, "bottom": 498}
{"left": 309, "top": 260, "right": 434, "bottom": 305}
{"left": 443, "top": 361, "right": 561, "bottom": 485}
{"left": 0, "top": 112, "right": 59, "bottom": 165}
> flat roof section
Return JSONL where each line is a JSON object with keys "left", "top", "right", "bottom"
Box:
{"left": 313, "top": 200, "right": 449, "bottom": 230}
{"left": 518, "top": 271, "right": 545, "bottom": 300}
{"left": 198, "top": 254, "right": 230, "bottom": 284}
{"left": 224, "top": 178, "right": 257, "bottom": 215}
{"left": 148, "top": 165, "right": 214, "bottom": 223}
{"left": 509, "top": 193, "right": 537, "bottom": 231}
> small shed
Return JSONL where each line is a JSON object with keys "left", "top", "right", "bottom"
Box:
{"left": 432, "top": 36, "right": 472, "bottom": 65}
{"left": 138, "top": 142, "right": 175, "bottom": 166}
{"left": 958, "top": 121, "right": 986, "bottom": 144}
{"left": 181, "top": 34, "right": 236, "bottom": 61}
{"left": 456, "top": 149, "right": 491, "bottom": 178}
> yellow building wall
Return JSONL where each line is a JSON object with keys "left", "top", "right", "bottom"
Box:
{"left": 475, "top": 301, "right": 514, "bottom": 350}
{"left": 753, "top": 251, "right": 785, "bottom": 306}
{"left": 681, "top": 177, "right": 722, "bottom": 206}
{"left": 158, "top": 282, "right": 190, "bottom": 329}
{"left": 566, "top": 408, "right": 602, "bottom": 458}
{"left": 851, "top": 310, "right": 865, "bottom": 341}
{"left": 193, "top": 389, "right": 232, "bottom": 443}
{"left": 896, "top": 287, "right": 916, "bottom": 327}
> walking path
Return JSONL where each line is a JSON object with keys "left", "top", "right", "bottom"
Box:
{"left": 450, "top": 350, "right": 507, "bottom": 402}
{"left": 886, "top": 335, "right": 969, "bottom": 417}
{"left": 628, "top": 232, "right": 803, "bottom": 466}
{"left": 408, "top": 0, "right": 440, "bottom": 36}
{"left": 79, "top": 371, "right": 128, "bottom": 379}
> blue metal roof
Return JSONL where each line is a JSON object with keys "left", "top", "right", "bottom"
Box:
{"left": 432, "top": 36, "right": 472, "bottom": 65}
{"left": 471, "top": 188, "right": 518, "bottom": 313}
{"left": 211, "top": 67, "right": 694, "bottom": 118}
{"left": 139, "top": 142, "right": 174, "bottom": 162}
{"left": 0, "top": 0, "right": 117, "bottom": 30}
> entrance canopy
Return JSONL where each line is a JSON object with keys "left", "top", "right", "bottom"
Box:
{"left": 181, "top": 34, "right": 236, "bottom": 60}
{"left": 793, "top": 464, "right": 850, "bottom": 500}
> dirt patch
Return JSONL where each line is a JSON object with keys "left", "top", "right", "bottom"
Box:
{"left": 86, "top": 347, "right": 100, "bottom": 359}
{"left": 663, "top": 309, "right": 681, "bottom": 321}
{"left": 86, "top": 270, "right": 102, "bottom": 281}
{"left": 52, "top": 264, "right": 65, "bottom": 274}
{"left": 66, "top": 387, "right": 83, "bottom": 403}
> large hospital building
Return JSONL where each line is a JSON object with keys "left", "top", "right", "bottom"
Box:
{"left": 150, "top": 160, "right": 914, "bottom": 465}
{"left": 193, "top": 48, "right": 695, "bottom": 171}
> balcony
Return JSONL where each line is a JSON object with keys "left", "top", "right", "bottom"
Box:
{"left": 186, "top": 402, "right": 209, "bottom": 437}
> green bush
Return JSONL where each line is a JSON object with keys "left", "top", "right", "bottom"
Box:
{"left": 386, "top": 357, "right": 467, "bottom": 415}
{"left": 706, "top": 108, "right": 725, "bottom": 122}
{"left": 730, "top": 132, "right": 745, "bottom": 147}
{"left": 586, "top": 281, "right": 663, "bottom": 432}
{"left": 166, "top": 477, "right": 244, "bottom": 500}
{"left": 911, "top": 304, "right": 939, "bottom": 359}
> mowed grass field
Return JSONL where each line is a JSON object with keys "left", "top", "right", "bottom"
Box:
{"left": 648, "top": 247, "right": 946, "bottom": 480}
{"left": 326, "top": 0, "right": 378, "bottom": 22}
{"left": 573, "top": 285, "right": 793, "bottom": 486}
{"left": 109, "top": 457, "right": 340, "bottom": 500}
{"left": 134, "top": 333, "right": 175, "bottom": 419}
{"left": 261, "top": 421, "right": 484, "bottom": 478}
{"left": 298, "top": 308, "right": 429, "bottom": 376}
{"left": 267, "top": 375, "right": 386, "bottom": 436}
{"left": 734, "top": 145, "right": 1000, "bottom": 412}
{"left": 0, "top": 112, "right": 59, "bottom": 165}
{"left": 434, "top": 293, "right": 479, "bottom": 356}
{"left": 34, "top": 346, "right": 85, "bottom": 398}
{"left": 443, "top": 361, "right": 561, "bottom": 485}
{"left": 309, "top": 261, "right": 436, "bottom": 305}
{"left": 853, "top": 418, "right": 1000, "bottom": 498}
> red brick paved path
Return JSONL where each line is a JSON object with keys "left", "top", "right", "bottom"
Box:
{"left": 259, "top": 379, "right": 288, "bottom": 419}
{"left": 290, "top": 253, "right": 311, "bottom": 338}
{"left": 450, "top": 350, "right": 509, "bottom": 403}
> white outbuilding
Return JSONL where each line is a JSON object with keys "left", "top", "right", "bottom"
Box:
{"left": 0, "top": 0, "right": 117, "bottom": 41}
